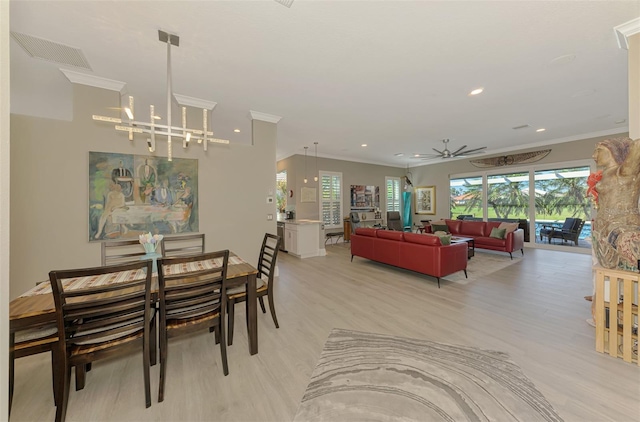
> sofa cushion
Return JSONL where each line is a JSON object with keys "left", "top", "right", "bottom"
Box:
{"left": 458, "top": 221, "right": 487, "bottom": 237}
{"left": 498, "top": 222, "right": 519, "bottom": 233}
{"left": 489, "top": 227, "right": 507, "bottom": 239}
{"left": 476, "top": 236, "right": 507, "bottom": 248}
{"left": 377, "top": 230, "right": 404, "bottom": 241}
{"left": 355, "top": 227, "right": 378, "bottom": 237}
{"left": 444, "top": 219, "right": 462, "bottom": 234}
{"left": 404, "top": 232, "right": 441, "bottom": 246}
{"left": 434, "top": 232, "right": 452, "bottom": 245}
{"left": 485, "top": 221, "right": 502, "bottom": 232}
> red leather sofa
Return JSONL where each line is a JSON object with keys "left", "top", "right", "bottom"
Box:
{"left": 442, "top": 219, "right": 524, "bottom": 259}
{"left": 350, "top": 228, "right": 468, "bottom": 287}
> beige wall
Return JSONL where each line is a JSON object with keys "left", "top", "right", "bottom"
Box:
{"left": 9, "top": 84, "right": 277, "bottom": 299}
{"left": 278, "top": 155, "right": 405, "bottom": 223}
{"left": 408, "top": 133, "right": 628, "bottom": 222}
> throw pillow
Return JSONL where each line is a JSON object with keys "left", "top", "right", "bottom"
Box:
{"left": 431, "top": 224, "right": 449, "bottom": 233}
{"left": 489, "top": 227, "right": 507, "bottom": 239}
{"left": 434, "top": 231, "right": 451, "bottom": 245}
{"left": 498, "top": 222, "right": 519, "bottom": 233}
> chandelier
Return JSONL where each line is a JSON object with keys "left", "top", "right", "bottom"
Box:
{"left": 92, "top": 30, "right": 229, "bottom": 161}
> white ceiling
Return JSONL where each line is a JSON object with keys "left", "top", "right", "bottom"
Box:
{"left": 9, "top": 0, "right": 640, "bottom": 167}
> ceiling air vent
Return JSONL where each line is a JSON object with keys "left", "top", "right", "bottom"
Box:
{"left": 512, "top": 124, "right": 530, "bottom": 130}
{"left": 11, "top": 32, "right": 92, "bottom": 70}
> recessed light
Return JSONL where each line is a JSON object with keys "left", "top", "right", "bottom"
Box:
{"left": 414, "top": 154, "right": 420, "bottom": 157}
{"left": 615, "top": 119, "right": 627, "bottom": 124}
{"left": 469, "top": 88, "right": 484, "bottom": 96}
{"left": 395, "top": 153, "right": 404, "bottom": 157}
{"left": 536, "top": 128, "right": 546, "bottom": 132}
{"left": 361, "top": 144, "right": 367, "bottom": 147}
{"left": 151, "top": 115, "right": 162, "bottom": 120}
{"left": 233, "top": 129, "right": 240, "bottom": 133}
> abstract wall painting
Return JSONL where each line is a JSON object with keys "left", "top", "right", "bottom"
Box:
{"left": 89, "top": 152, "right": 198, "bottom": 241}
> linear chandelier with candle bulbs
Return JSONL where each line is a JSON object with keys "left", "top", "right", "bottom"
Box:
{"left": 92, "top": 30, "right": 229, "bottom": 161}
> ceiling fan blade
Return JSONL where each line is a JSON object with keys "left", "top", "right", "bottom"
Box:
{"left": 451, "top": 145, "right": 467, "bottom": 156}
{"left": 456, "top": 146, "right": 487, "bottom": 156}
{"left": 432, "top": 148, "right": 445, "bottom": 155}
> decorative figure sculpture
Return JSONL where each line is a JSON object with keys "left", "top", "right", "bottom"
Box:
{"left": 591, "top": 137, "right": 640, "bottom": 270}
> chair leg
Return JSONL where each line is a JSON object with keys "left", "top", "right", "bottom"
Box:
{"left": 214, "top": 326, "right": 220, "bottom": 344}
{"left": 55, "top": 361, "right": 71, "bottom": 422}
{"left": 351, "top": 255, "right": 354, "bottom": 262}
{"left": 267, "top": 293, "right": 280, "bottom": 329}
{"left": 436, "top": 277, "right": 440, "bottom": 288}
{"left": 51, "top": 347, "right": 62, "bottom": 407}
{"left": 227, "top": 298, "right": 235, "bottom": 346}
{"left": 219, "top": 318, "right": 229, "bottom": 376}
{"left": 158, "top": 329, "right": 167, "bottom": 403}
{"left": 464, "top": 269, "right": 468, "bottom": 278}
{"left": 521, "top": 248, "right": 524, "bottom": 256}
{"left": 509, "top": 252, "right": 513, "bottom": 260}
{"left": 9, "top": 332, "right": 15, "bottom": 417}
{"left": 150, "top": 315, "right": 157, "bottom": 367}
{"left": 75, "top": 364, "right": 86, "bottom": 391}
{"left": 143, "top": 327, "right": 151, "bottom": 408}
{"left": 258, "top": 296, "right": 267, "bottom": 314}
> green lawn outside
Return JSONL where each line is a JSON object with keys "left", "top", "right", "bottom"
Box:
{"left": 450, "top": 205, "right": 589, "bottom": 222}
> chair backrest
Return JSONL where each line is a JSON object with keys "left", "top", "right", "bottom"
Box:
{"left": 386, "top": 211, "right": 403, "bottom": 231}
{"left": 258, "top": 234, "right": 281, "bottom": 291}
{"left": 49, "top": 260, "right": 153, "bottom": 349}
{"left": 157, "top": 250, "right": 229, "bottom": 327}
{"left": 561, "top": 218, "right": 578, "bottom": 231}
{"left": 572, "top": 219, "right": 585, "bottom": 234}
{"left": 161, "top": 233, "right": 205, "bottom": 258}
{"left": 101, "top": 240, "right": 153, "bottom": 266}
{"left": 350, "top": 212, "right": 361, "bottom": 234}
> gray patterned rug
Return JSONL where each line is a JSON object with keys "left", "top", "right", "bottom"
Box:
{"left": 294, "top": 329, "right": 563, "bottom": 422}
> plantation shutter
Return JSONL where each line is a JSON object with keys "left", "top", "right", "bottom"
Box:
{"left": 320, "top": 171, "right": 342, "bottom": 228}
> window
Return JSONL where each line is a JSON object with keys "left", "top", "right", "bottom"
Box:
{"left": 320, "top": 171, "right": 342, "bottom": 228}
{"left": 276, "top": 170, "right": 287, "bottom": 213}
{"left": 450, "top": 176, "right": 483, "bottom": 219}
{"left": 385, "top": 177, "right": 401, "bottom": 214}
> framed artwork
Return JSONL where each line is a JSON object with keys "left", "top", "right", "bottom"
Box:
{"left": 350, "top": 185, "right": 380, "bottom": 209}
{"left": 89, "top": 152, "right": 198, "bottom": 241}
{"left": 415, "top": 186, "right": 436, "bottom": 215}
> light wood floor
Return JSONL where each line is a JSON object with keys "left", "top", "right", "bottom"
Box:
{"left": 10, "top": 245, "right": 640, "bottom": 421}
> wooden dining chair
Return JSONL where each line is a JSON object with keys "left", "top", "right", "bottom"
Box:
{"left": 161, "top": 233, "right": 205, "bottom": 258}
{"left": 49, "top": 260, "right": 156, "bottom": 422}
{"left": 9, "top": 323, "right": 59, "bottom": 416}
{"left": 156, "top": 250, "right": 230, "bottom": 403}
{"left": 227, "top": 233, "right": 281, "bottom": 346}
{"left": 101, "top": 239, "right": 158, "bottom": 266}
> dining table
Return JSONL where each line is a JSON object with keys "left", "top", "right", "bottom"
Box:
{"left": 9, "top": 251, "right": 260, "bottom": 355}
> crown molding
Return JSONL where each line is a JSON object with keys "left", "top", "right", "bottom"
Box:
{"left": 614, "top": 17, "right": 640, "bottom": 50}
{"left": 59, "top": 69, "right": 126, "bottom": 92}
{"left": 250, "top": 110, "right": 282, "bottom": 124}
{"left": 173, "top": 93, "right": 217, "bottom": 110}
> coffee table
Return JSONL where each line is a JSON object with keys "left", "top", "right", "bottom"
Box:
{"left": 450, "top": 236, "right": 475, "bottom": 259}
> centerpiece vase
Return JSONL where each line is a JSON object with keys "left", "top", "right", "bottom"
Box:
{"left": 142, "top": 243, "right": 161, "bottom": 273}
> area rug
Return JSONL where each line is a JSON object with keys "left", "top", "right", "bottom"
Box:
{"left": 294, "top": 329, "right": 563, "bottom": 422}
{"left": 443, "top": 250, "right": 522, "bottom": 285}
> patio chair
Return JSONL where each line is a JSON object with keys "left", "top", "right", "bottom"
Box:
{"left": 540, "top": 218, "right": 583, "bottom": 246}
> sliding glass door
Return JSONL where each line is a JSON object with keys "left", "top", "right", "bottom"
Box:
{"left": 450, "top": 161, "right": 592, "bottom": 252}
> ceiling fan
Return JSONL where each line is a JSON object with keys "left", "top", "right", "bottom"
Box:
{"left": 413, "top": 139, "right": 487, "bottom": 160}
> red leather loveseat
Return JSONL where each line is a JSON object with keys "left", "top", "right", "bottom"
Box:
{"left": 350, "top": 228, "right": 468, "bottom": 287}
{"left": 442, "top": 219, "right": 524, "bottom": 259}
